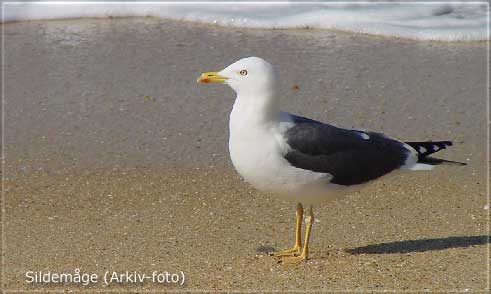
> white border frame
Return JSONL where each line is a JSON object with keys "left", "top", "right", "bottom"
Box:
{"left": 1, "top": 1, "right": 489, "bottom": 293}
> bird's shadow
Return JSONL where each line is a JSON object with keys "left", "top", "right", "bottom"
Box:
{"left": 256, "top": 246, "right": 276, "bottom": 253}
{"left": 346, "top": 235, "right": 490, "bottom": 255}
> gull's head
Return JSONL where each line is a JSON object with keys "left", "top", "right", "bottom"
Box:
{"left": 197, "top": 57, "right": 275, "bottom": 96}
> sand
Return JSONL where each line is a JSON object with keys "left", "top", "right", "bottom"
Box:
{"left": 2, "top": 18, "right": 489, "bottom": 292}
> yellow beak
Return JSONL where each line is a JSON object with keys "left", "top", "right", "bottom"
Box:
{"left": 197, "top": 72, "right": 228, "bottom": 84}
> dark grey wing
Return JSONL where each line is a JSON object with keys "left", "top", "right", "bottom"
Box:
{"left": 283, "top": 115, "right": 411, "bottom": 186}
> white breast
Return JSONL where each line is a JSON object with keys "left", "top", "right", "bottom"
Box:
{"left": 228, "top": 107, "right": 331, "bottom": 201}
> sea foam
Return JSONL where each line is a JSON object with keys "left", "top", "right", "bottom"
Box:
{"left": 1, "top": 2, "right": 489, "bottom": 41}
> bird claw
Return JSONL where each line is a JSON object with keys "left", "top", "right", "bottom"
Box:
{"left": 270, "top": 246, "right": 301, "bottom": 257}
{"left": 278, "top": 254, "right": 307, "bottom": 264}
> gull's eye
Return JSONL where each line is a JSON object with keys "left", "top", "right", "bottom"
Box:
{"left": 239, "top": 70, "right": 248, "bottom": 76}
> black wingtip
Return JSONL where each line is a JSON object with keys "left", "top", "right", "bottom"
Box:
{"left": 405, "top": 140, "right": 456, "bottom": 159}
{"left": 420, "top": 157, "right": 467, "bottom": 166}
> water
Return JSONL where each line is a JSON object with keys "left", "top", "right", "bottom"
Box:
{"left": 2, "top": 2, "right": 489, "bottom": 41}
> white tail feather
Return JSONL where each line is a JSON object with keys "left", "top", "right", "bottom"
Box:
{"left": 408, "top": 163, "right": 435, "bottom": 171}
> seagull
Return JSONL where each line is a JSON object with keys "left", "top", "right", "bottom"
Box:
{"left": 197, "top": 57, "right": 465, "bottom": 264}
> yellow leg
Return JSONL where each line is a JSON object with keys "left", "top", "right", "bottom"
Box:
{"left": 272, "top": 203, "right": 303, "bottom": 257}
{"left": 280, "top": 205, "right": 314, "bottom": 264}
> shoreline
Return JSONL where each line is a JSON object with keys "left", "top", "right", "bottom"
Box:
{"left": 3, "top": 17, "right": 490, "bottom": 45}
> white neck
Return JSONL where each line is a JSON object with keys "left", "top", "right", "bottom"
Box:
{"left": 230, "top": 91, "right": 280, "bottom": 129}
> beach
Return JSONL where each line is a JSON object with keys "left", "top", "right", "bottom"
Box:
{"left": 2, "top": 18, "right": 489, "bottom": 291}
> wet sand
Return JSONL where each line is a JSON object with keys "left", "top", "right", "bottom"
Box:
{"left": 2, "top": 18, "right": 489, "bottom": 292}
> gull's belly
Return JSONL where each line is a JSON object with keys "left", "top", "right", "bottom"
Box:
{"left": 228, "top": 131, "right": 328, "bottom": 197}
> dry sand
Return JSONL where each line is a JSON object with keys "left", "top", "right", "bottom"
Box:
{"left": 2, "top": 18, "right": 489, "bottom": 292}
